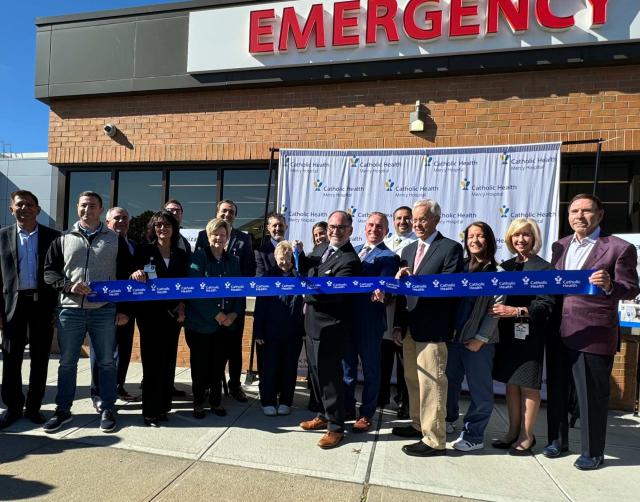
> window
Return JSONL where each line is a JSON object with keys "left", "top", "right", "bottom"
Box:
{"left": 222, "top": 169, "right": 276, "bottom": 243}
{"left": 66, "top": 171, "right": 111, "bottom": 229}
{"left": 169, "top": 170, "right": 217, "bottom": 230}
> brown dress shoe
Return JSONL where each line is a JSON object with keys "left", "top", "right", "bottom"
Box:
{"left": 317, "top": 431, "right": 344, "bottom": 449}
{"left": 300, "top": 416, "right": 329, "bottom": 431}
{"left": 352, "top": 416, "right": 372, "bottom": 433}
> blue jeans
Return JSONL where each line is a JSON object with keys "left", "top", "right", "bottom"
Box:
{"left": 342, "top": 326, "right": 383, "bottom": 418}
{"left": 446, "top": 341, "right": 495, "bottom": 443}
{"left": 56, "top": 305, "right": 117, "bottom": 412}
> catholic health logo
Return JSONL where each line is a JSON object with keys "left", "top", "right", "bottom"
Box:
{"left": 384, "top": 179, "right": 395, "bottom": 191}
{"left": 283, "top": 156, "right": 326, "bottom": 173}
{"left": 463, "top": 176, "right": 518, "bottom": 198}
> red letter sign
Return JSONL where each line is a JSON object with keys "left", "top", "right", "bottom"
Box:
{"left": 535, "top": 0, "right": 574, "bottom": 30}
{"left": 586, "top": 0, "right": 608, "bottom": 27}
{"left": 333, "top": 0, "right": 361, "bottom": 46}
{"left": 487, "top": 0, "right": 529, "bottom": 35}
{"left": 366, "top": 0, "right": 400, "bottom": 45}
{"left": 249, "top": 9, "right": 276, "bottom": 54}
{"left": 279, "top": 4, "right": 326, "bottom": 51}
{"left": 450, "top": 0, "right": 481, "bottom": 38}
{"left": 403, "top": 0, "right": 442, "bottom": 41}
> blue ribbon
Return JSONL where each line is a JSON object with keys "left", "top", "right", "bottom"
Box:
{"left": 87, "top": 269, "right": 597, "bottom": 303}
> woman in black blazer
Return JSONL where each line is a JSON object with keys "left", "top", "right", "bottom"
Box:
{"left": 254, "top": 241, "right": 305, "bottom": 416}
{"left": 131, "top": 210, "right": 189, "bottom": 427}
{"left": 491, "top": 218, "right": 555, "bottom": 455}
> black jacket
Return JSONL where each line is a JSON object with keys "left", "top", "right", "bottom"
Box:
{"left": 0, "top": 223, "right": 60, "bottom": 323}
{"left": 394, "top": 232, "right": 464, "bottom": 343}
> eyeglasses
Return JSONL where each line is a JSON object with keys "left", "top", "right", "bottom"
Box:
{"left": 328, "top": 224, "right": 350, "bottom": 232}
{"left": 154, "top": 222, "right": 171, "bottom": 228}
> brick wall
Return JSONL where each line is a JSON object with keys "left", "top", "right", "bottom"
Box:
{"left": 610, "top": 334, "right": 640, "bottom": 411}
{"left": 48, "top": 65, "right": 640, "bottom": 165}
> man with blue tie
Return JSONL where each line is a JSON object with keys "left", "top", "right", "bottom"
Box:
{"left": 343, "top": 212, "right": 399, "bottom": 433}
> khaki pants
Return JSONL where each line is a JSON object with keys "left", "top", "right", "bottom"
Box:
{"left": 403, "top": 331, "right": 448, "bottom": 449}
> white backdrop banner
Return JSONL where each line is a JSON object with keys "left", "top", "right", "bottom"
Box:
{"left": 278, "top": 143, "right": 561, "bottom": 262}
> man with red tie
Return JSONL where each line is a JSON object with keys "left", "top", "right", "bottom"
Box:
{"left": 392, "top": 199, "right": 464, "bottom": 457}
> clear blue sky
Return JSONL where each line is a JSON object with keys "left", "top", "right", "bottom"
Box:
{"left": 0, "top": 0, "right": 179, "bottom": 154}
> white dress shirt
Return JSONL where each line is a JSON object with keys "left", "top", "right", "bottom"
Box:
{"left": 565, "top": 227, "right": 600, "bottom": 270}
{"left": 383, "top": 231, "right": 417, "bottom": 256}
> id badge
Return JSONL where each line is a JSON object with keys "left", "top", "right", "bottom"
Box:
{"left": 514, "top": 322, "right": 529, "bottom": 340}
{"left": 143, "top": 264, "right": 157, "bottom": 279}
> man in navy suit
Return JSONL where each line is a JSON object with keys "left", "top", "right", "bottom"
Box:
{"left": 0, "top": 190, "right": 60, "bottom": 428}
{"left": 393, "top": 199, "right": 464, "bottom": 457}
{"left": 255, "top": 212, "right": 287, "bottom": 277}
{"left": 343, "top": 212, "right": 399, "bottom": 433}
{"left": 195, "top": 200, "right": 255, "bottom": 400}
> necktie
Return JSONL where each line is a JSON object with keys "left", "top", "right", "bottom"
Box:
{"left": 413, "top": 241, "right": 426, "bottom": 271}
{"left": 358, "top": 245, "right": 371, "bottom": 261}
{"left": 321, "top": 246, "right": 335, "bottom": 264}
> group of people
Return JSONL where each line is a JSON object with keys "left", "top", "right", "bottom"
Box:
{"left": 0, "top": 188, "right": 637, "bottom": 472}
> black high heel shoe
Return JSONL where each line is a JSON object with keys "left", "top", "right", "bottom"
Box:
{"left": 491, "top": 437, "right": 518, "bottom": 449}
{"left": 144, "top": 417, "right": 160, "bottom": 427}
{"left": 508, "top": 436, "right": 537, "bottom": 456}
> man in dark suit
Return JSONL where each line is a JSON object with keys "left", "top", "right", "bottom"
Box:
{"left": 300, "top": 210, "right": 362, "bottom": 449}
{"left": 549, "top": 193, "right": 639, "bottom": 470}
{"left": 255, "top": 212, "right": 287, "bottom": 277}
{"left": 344, "top": 212, "right": 399, "bottom": 433}
{"left": 89, "top": 207, "right": 138, "bottom": 405}
{"left": 392, "top": 199, "right": 464, "bottom": 457}
{"left": 195, "top": 199, "right": 255, "bottom": 400}
{"left": 0, "top": 190, "right": 60, "bottom": 428}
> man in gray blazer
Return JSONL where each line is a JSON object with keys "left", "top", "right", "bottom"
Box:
{"left": 0, "top": 190, "right": 60, "bottom": 428}
{"left": 392, "top": 199, "right": 464, "bottom": 457}
{"left": 549, "top": 193, "right": 639, "bottom": 470}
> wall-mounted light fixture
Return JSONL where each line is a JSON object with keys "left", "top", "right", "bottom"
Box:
{"left": 409, "top": 101, "right": 426, "bottom": 133}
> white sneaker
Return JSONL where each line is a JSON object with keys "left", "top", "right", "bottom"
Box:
{"left": 277, "top": 404, "right": 291, "bottom": 416}
{"left": 446, "top": 421, "right": 456, "bottom": 434}
{"left": 262, "top": 406, "right": 277, "bottom": 417}
{"left": 452, "top": 437, "right": 484, "bottom": 452}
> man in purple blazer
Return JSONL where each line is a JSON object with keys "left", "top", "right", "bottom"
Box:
{"left": 550, "top": 193, "right": 639, "bottom": 470}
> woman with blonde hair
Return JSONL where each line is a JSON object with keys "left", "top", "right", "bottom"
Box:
{"left": 184, "top": 218, "right": 243, "bottom": 419}
{"left": 491, "top": 218, "right": 555, "bottom": 455}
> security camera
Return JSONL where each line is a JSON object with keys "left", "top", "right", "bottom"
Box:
{"left": 103, "top": 124, "right": 117, "bottom": 137}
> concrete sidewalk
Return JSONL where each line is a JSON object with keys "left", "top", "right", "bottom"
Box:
{"left": 1, "top": 357, "right": 639, "bottom": 501}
